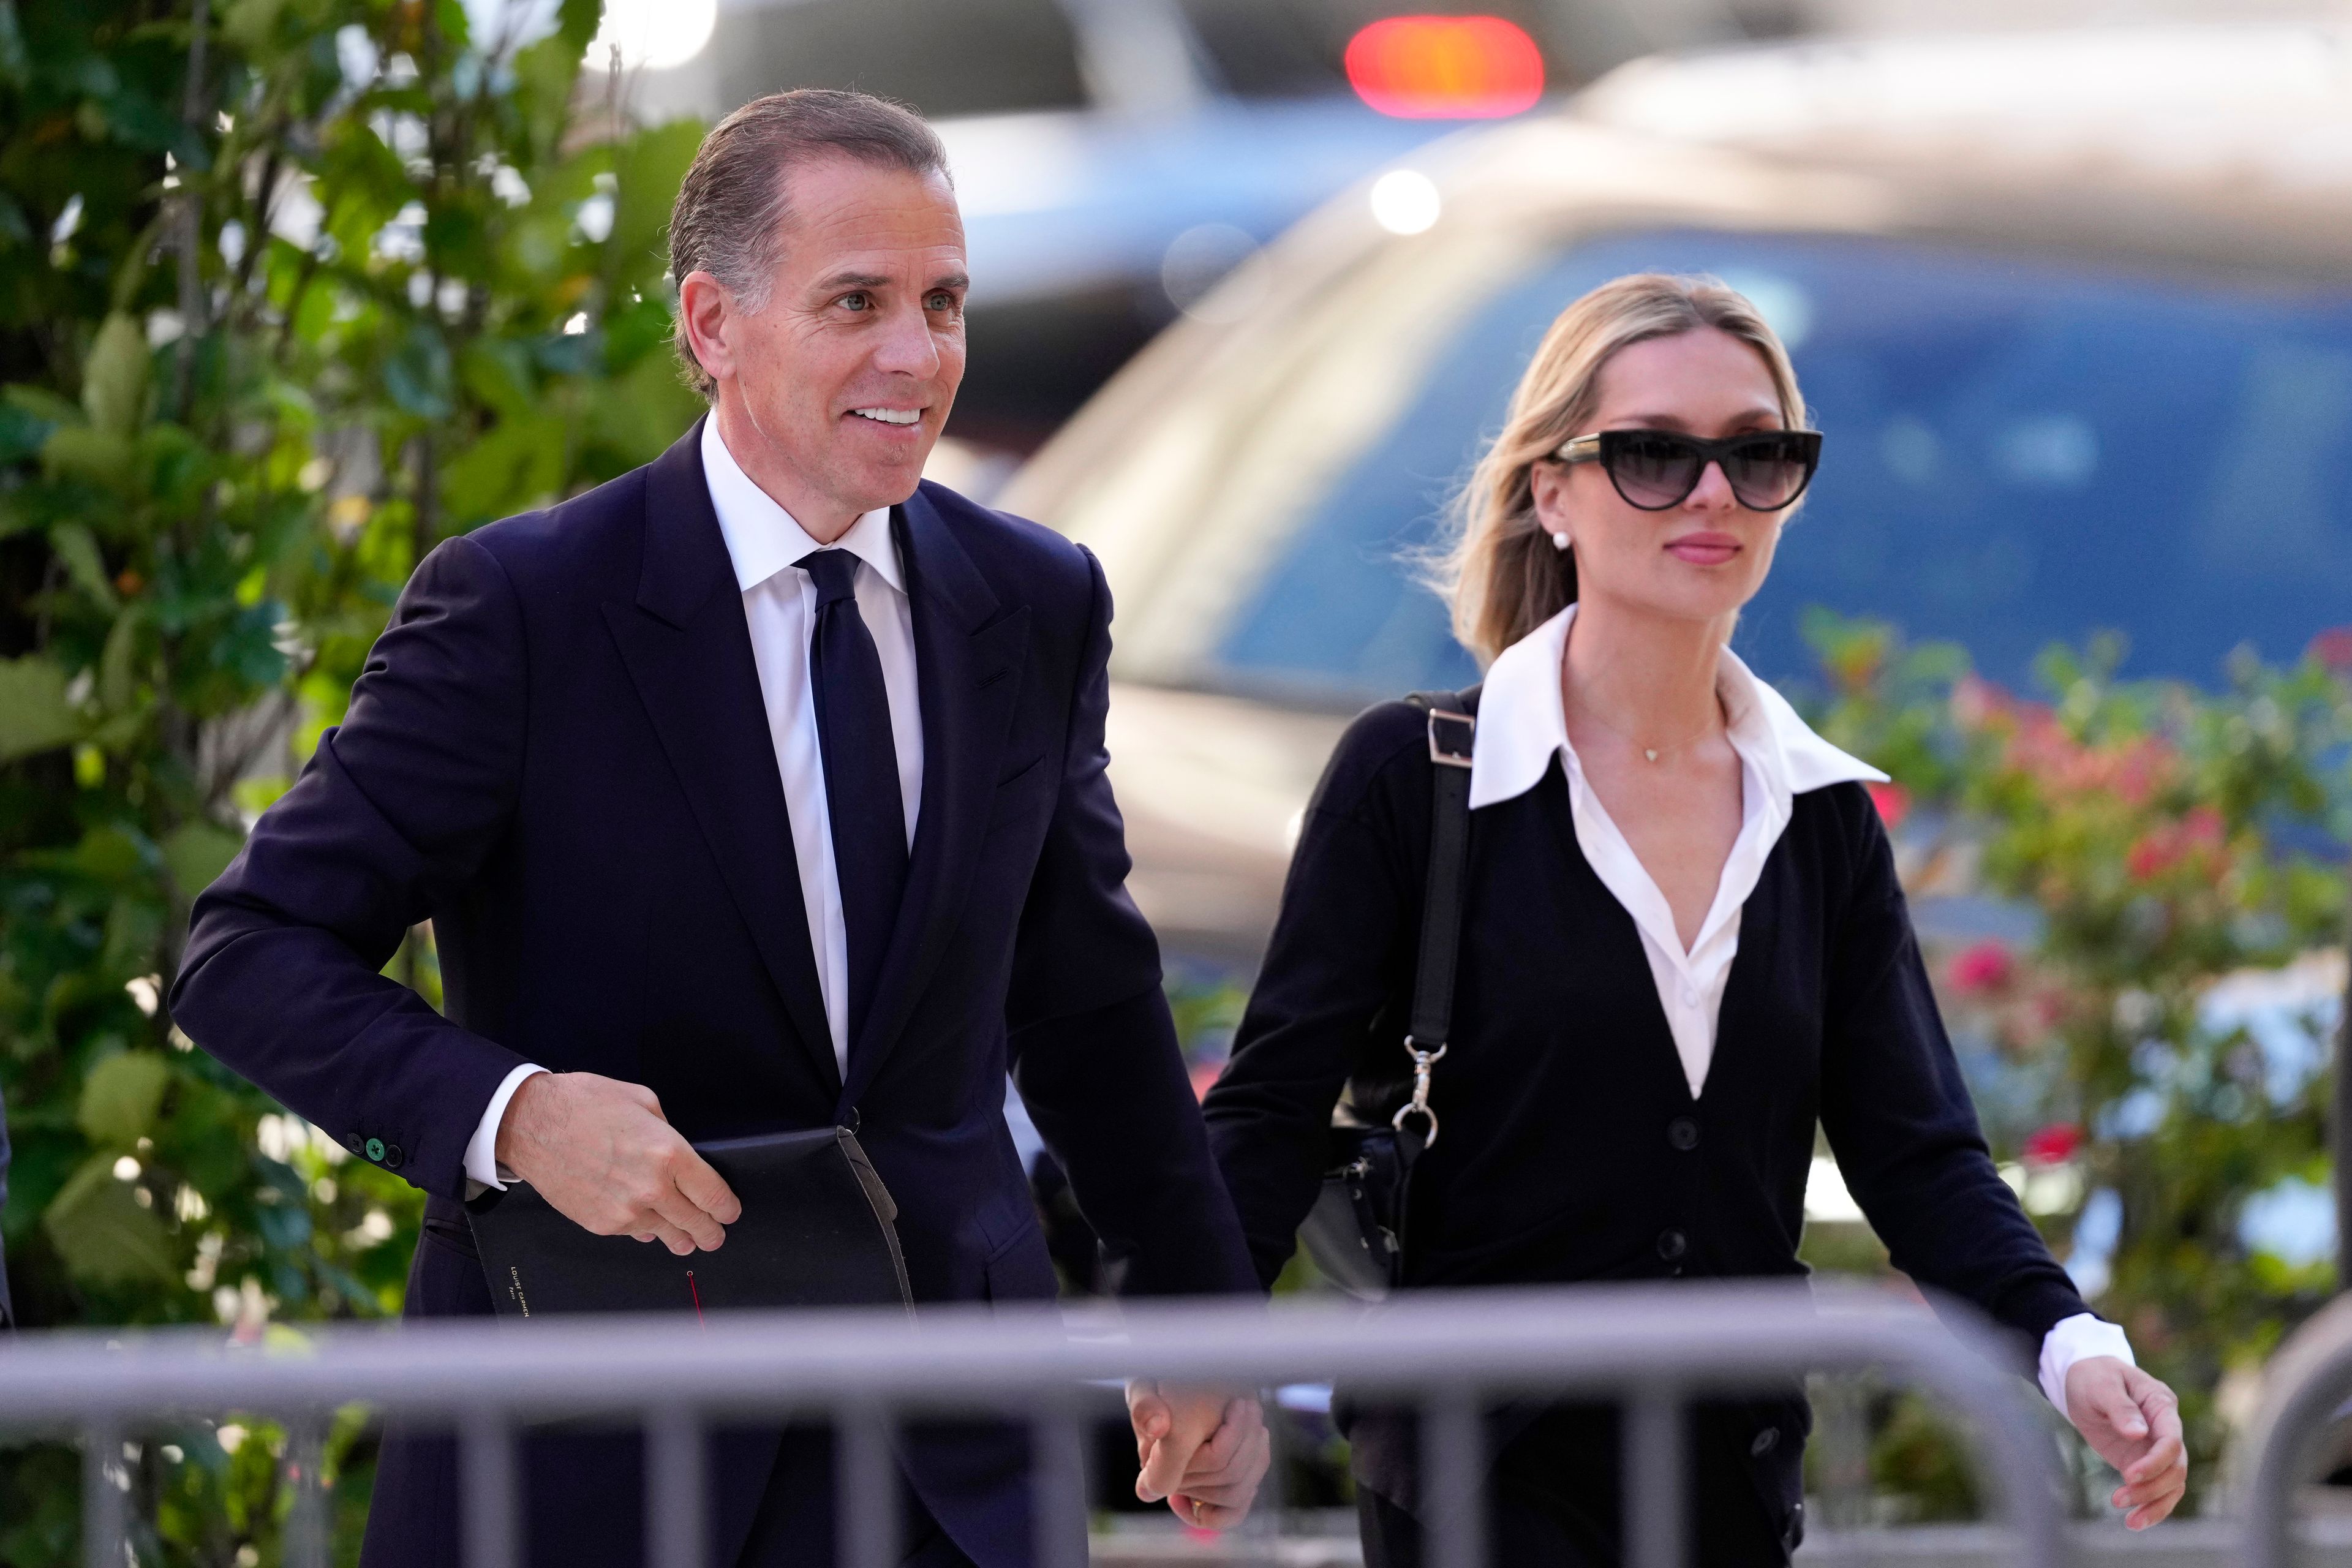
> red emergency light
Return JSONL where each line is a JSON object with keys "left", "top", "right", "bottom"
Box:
{"left": 1344, "top": 15, "right": 1545, "bottom": 119}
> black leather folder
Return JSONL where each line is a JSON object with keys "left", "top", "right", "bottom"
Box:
{"left": 466, "top": 1126, "right": 913, "bottom": 1317}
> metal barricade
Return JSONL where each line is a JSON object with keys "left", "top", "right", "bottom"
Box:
{"left": 0, "top": 1281, "right": 2070, "bottom": 1568}
{"left": 2242, "top": 1292, "right": 2352, "bottom": 1568}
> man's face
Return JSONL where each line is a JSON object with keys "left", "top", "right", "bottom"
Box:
{"left": 701, "top": 155, "right": 967, "bottom": 529}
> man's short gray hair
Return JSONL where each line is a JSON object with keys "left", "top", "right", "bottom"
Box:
{"left": 667, "top": 89, "right": 951, "bottom": 400}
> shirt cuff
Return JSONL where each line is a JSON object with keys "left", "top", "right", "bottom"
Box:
{"left": 464, "top": 1063, "right": 548, "bottom": 1191}
{"left": 2039, "top": 1311, "right": 2135, "bottom": 1417}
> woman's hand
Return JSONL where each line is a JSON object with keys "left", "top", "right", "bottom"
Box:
{"left": 2064, "top": 1357, "right": 2187, "bottom": 1529}
{"left": 1126, "top": 1382, "right": 1271, "bottom": 1529}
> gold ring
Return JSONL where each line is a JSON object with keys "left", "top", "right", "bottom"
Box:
{"left": 1190, "top": 1499, "right": 1206, "bottom": 1525}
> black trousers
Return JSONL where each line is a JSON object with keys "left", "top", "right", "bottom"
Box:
{"left": 1352, "top": 1403, "right": 1797, "bottom": 1568}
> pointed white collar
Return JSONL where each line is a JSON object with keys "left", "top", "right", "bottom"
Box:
{"left": 701, "top": 415, "right": 903, "bottom": 596}
{"left": 1466, "top": 603, "right": 1886, "bottom": 812}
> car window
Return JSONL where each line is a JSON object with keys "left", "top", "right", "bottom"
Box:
{"left": 1194, "top": 230, "right": 2352, "bottom": 700}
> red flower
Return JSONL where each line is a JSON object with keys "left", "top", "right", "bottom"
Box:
{"left": 1951, "top": 675, "right": 2010, "bottom": 730}
{"left": 2125, "top": 831, "right": 2174, "bottom": 883}
{"left": 1866, "top": 780, "right": 1910, "bottom": 831}
{"left": 2310, "top": 625, "right": 2352, "bottom": 674}
{"left": 1948, "top": 940, "right": 2013, "bottom": 995}
{"left": 2127, "top": 807, "right": 2227, "bottom": 883}
{"left": 2021, "top": 1122, "right": 2082, "bottom": 1167}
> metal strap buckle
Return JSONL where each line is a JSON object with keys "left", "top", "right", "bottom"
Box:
{"left": 1427, "top": 709, "right": 1475, "bottom": 769}
{"left": 1393, "top": 1036, "right": 1449, "bottom": 1147}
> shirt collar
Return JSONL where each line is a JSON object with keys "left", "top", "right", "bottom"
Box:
{"left": 1466, "top": 602, "right": 1886, "bottom": 812}
{"left": 699, "top": 416, "right": 904, "bottom": 596}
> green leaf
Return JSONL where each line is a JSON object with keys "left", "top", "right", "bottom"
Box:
{"left": 556, "top": 0, "right": 601, "bottom": 50}
{"left": 78, "top": 1051, "right": 171, "bottom": 1146}
{"left": 383, "top": 322, "right": 455, "bottom": 418}
{"left": 222, "top": 0, "right": 291, "bottom": 53}
{"left": 43, "top": 424, "right": 137, "bottom": 489}
{"left": 51, "top": 522, "right": 117, "bottom": 608}
{"left": 162, "top": 820, "right": 244, "bottom": 899}
{"left": 5, "top": 384, "right": 83, "bottom": 426}
{"left": 42, "top": 1155, "right": 176, "bottom": 1286}
{"left": 72, "top": 824, "right": 156, "bottom": 887}
{"left": 97, "top": 608, "right": 140, "bottom": 713}
{"left": 0, "top": 653, "right": 82, "bottom": 763}
{"left": 0, "top": 389, "right": 56, "bottom": 462}
{"left": 0, "top": 1, "right": 27, "bottom": 89}
{"left": 608, "top": 120, "right": 706, "bottom": 274}
{"left": 457, "top": 338, "right": 537, "bottom": 418}
{"left": 439, "top": 412, "right": 565, "bottom": 526}
{"left": 82, "top": 312, "right": 150, "bottom": 437}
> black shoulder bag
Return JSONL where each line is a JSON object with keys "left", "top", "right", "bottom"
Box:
{"left": 1297, "top": 688, "right": 1478, "bottom": 1300}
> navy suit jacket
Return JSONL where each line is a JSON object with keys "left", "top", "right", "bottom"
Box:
{"left": 171, "top": 421, "right": 1255, "bottom": 1566}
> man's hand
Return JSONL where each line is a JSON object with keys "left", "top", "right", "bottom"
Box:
{"left": 2064, "top": 1356, "right": 2187, "bottom": 1529}
{"left": 1126, "top": 1382, "right": 1270, "bottom": 1530}
{"left": 494, "top": 1072, "right": 741, "bottom": 1256}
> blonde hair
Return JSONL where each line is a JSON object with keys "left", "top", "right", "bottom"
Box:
{"left": 1435, "top": 273, "right": 1807, "bottom": 666}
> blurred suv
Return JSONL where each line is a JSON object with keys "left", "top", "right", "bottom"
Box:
{"left": 999, "top": 24, "right": 2352, "bottom": 962}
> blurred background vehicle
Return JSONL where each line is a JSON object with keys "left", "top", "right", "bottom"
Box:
{"left": 997, "top": 23, "right": 2352, "bottom": 962}
{"left": 595, "top": 0, "right": 1819, "bottom": 458}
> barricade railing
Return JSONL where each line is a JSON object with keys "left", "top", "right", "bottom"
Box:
{"left": 0, "top": 1281, "right": 2071, "bottom": 1568}
{"left": 2241, "top": 1291, "right": 2352, "bottom": 1568}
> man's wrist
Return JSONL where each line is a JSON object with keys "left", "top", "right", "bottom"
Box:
{"left": 467, "top": 1063, "right": 548, "bottom": 1190}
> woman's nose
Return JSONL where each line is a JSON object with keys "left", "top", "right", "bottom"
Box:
{"left": 1686, "top": 459, "right": 1738, "bottom": 508}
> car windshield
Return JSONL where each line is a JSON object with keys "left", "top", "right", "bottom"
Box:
{"left": 1161, "top": 230, "right": 2352, "bottom": 703}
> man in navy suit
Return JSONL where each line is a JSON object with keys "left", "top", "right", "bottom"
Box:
{"left": 171, "top": 89, "right": 1266, "bottom": 1567}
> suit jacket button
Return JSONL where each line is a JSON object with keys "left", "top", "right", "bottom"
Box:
{"left": 1657, "top": 1228, "right": 1687, "bottom": 1261}
{"left": 1752, "top": 1427, "right": 1779, "bottom": 1457}
{"left": 382, "top": 1143, "right": 405, "bottom": 1169}
{"left": 1667, "top": 1117, "right": 1698, "bottom": 1151}
{"left": 364, "top": 1137, "right": 386, "bottom": 1162}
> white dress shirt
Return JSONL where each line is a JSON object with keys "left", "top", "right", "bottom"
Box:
{"left": 461, "top": 418, "right": 925, "bottom": 1189}
{"left": 1468, "top": 604, "right": 2132, "bottom": 1415}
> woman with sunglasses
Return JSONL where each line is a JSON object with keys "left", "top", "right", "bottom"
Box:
{"left": 1200, "top": 274, "right": 2187, "bottom": 1565}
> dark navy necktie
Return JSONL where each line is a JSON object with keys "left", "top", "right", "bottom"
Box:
{"left": 796, "top": 548, "right": 908, "bottom": 1054}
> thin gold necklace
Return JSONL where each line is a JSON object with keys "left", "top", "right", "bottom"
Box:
{"left": 1569, "top": 692, "right": 1724, "bottom": 764}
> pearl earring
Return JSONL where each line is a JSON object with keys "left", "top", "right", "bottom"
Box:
{"left": 1550, "top": 531, "right": 1570, "bottom": 552}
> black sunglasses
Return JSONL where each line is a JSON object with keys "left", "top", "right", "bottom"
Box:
{"left": 1553, "top": 428, "right": 1823, "bottom": 512}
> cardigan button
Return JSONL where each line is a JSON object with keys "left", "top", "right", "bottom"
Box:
{"left": 1656, "top": 1228, "right": 1687, "bottom": 1261}
{"left": 1667, "top": 1117, "right": 1698, "bottom": 1151}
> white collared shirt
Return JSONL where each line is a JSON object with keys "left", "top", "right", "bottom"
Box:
{"left": 1469, "top": 603, "right": 2132, "bottom": 1412}
{"left": 460, "top": 418, "right": 925, "bottom": 1187}
{"left": 1471, "top": 603, "right": 1887, "bottom": 1101}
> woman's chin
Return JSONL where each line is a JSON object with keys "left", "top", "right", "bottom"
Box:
{"left": 1592, "top": 582, "right": 1758, "bottom": 628}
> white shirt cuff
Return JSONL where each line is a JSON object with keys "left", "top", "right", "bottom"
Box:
{"left": 2039, "top": 1311, "right": 2135, "bottom": 1417}
{"left": 464, "top": 1064, "right": 548, "bottom": 1191}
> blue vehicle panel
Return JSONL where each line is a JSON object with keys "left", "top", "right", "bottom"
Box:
{"left": 1210, "top": 230, "right": 2352, "bottom": 698}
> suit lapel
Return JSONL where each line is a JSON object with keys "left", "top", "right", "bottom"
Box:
{"left": 840, "top": 484, "right": 1028, "bottom": 1109}
{"left": 601, "top": 420, "right": 840, "bottom": 1094}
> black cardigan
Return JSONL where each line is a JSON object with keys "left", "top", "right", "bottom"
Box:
{"left": 1203, "top": 699, "right": 2089, "bottom": 1343}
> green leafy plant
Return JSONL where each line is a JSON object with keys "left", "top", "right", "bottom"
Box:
{"left": 1798, "top": 610, "right": 2352, "bottom": 1516}
{"left": 0, "top": 2, "right": 704, "bottom": 1560}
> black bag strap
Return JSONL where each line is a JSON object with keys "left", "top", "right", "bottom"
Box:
{"left": 1395, "top": 687, "right": 1479, "bottom": 1145}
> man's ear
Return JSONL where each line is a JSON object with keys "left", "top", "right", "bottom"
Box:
{"left": 677, "top": 270, "right": 735, "bottom": 387}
